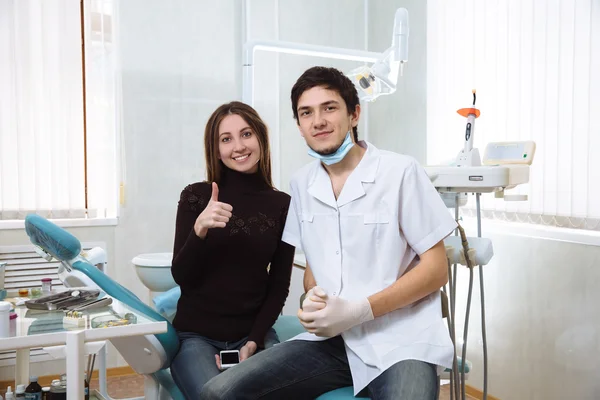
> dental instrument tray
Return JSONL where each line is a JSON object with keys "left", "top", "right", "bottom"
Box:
{"left": 24, "top": 288, "right": 104, "bottom": 311}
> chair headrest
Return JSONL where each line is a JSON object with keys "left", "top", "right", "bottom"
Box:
{"left": 24, "top": 214, "right": 82, "bottom": 261}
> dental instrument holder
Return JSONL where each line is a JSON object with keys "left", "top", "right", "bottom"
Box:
{"left": 426, "top": 91, "right": 535, "bottom": 201}
{"left": 24, "top": 289, "right": 102, "bottom": 311}
{"left": 24, "top": 214, "right": 185, "bottom": 400}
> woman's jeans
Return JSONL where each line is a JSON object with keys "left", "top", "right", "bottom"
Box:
{"left": 171, "top": 328, "right": 279, "bottom": 400}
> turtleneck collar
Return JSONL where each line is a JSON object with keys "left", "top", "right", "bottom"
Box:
{"left": 218, "top": 165, "right": 270, "bottom": 192}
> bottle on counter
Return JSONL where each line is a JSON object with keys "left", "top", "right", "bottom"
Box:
{"left": 4, "top": 385, "right": 13, "bottom": 400}
{"left": 14, "top": 385, "right": 25, "bottom": 399}
{"left": 49, "top": 379, "right": 66, "bottom": 400}
{"left": 24, "top": 376, "right": 41, "bottom": 400}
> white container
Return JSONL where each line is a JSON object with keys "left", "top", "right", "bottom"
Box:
{"left": 0, "top": 301, "right": 11, "bottom": 338}
{"left": 14, "top": 384, "right": 24, "bottom": 399}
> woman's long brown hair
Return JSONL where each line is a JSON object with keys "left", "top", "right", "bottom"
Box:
{"left": 204, "top": 101, "right": 273, "bottom": 188}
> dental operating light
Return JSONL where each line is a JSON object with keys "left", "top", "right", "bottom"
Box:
{"left": 347, "top": 8, "right": 409, "bottom": 102}
{"left": 242, "top": 8, "right": 409, "bottom": 105}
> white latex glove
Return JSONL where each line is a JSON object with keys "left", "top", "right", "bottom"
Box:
{"left": 298, "top": 286, "right": 374, "bottom": 338}
{"left": 301, "top": 287, "right": 327, "bottom": 313}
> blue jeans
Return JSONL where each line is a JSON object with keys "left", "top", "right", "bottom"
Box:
{"left": 171, "top": 328, "right": 279, "bottom": 400}
{"left": 199, "top": 336, "right": 439, "bottom": 400}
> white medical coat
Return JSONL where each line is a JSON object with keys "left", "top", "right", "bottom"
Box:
{"left": 282, "top": 142, "right": 458, "bottom": 394}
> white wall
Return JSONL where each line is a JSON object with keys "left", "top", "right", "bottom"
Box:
{"left": 367, "top": 0, "right": 428, "bottom": 162}
{"left": 114, "top": 0, "right": 243, "bottom": 301}
{"left": 452, "top": 221, "right": 600, "bottom": 400}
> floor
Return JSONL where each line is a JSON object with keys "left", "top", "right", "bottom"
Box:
{"left": 88, "top": 375, "right": 477, "bottom": 399}
{"left": 89, "top": 374, "right": 145, "bottom": 398}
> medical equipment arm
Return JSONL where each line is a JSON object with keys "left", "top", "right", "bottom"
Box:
{"left": 368, "top": 240, "right": 448, "bottom": 318}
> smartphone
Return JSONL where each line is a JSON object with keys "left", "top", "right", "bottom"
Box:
{"left": 219, "top": 350, "right": 240, "bottom": 369}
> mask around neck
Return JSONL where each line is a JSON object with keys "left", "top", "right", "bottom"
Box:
{"left": 307, "top": 130, "right": 354, "bottom": 165}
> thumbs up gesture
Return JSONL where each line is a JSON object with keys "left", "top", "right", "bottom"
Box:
{"left": 194, "top": 182, "right": 233, "bottom": 239}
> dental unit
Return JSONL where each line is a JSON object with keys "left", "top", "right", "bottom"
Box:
{"left": 424, "top": 92, "right": 536, "bottom": 400}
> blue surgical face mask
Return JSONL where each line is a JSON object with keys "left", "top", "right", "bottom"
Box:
{"left": 307, "top": 130, "right": 355, "bottom": 165}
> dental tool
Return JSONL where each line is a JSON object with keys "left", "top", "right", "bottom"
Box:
{"left": 456, "top": 90, "right": 481, "bottom": 167}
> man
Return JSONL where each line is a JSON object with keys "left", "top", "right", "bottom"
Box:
{"left": 200, "top": 66, "right": 457, "bottom": 400}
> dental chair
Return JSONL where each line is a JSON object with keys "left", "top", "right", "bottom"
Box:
{"left": 24, "top": 214, "right": 185, "bottom": 400}
{"left": 25, "top": 214, "right": 469, "bottom": 400}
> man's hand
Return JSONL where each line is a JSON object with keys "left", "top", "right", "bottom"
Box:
{"left": 301, "top": 287, "right": 327, "bottom": 312}
{"left": 194, "top": 182, "right": 233, "bottom": 239}
{"left": 297, "top": 286, "right": 374, "bottom": 337}
{"left": 214, "top": 341, "right": 257, "bottom": 370}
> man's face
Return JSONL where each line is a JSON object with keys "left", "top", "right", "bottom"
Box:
{"left": 296, "top": 86, "right": 360, "bottom": 155}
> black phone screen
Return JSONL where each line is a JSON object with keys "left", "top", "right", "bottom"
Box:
{"left": 221, "top": 352, "right": 240, "bottom": 364}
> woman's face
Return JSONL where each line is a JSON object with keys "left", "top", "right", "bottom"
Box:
{"left": 217, "top": 114, "right": 261, "bottom": 174}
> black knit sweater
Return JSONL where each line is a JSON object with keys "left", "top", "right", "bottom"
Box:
{"left": 171, "top": 167, "right": 294, "bottom": 347}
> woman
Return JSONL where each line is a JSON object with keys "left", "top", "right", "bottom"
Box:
{"left": 169, "top": 102, "right": 295, "bottom": 399}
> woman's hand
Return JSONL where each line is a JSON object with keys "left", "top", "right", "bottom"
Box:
{"left": 239, "top": 340, "right": 257, "bottom": 361}
{"left": 214, "top": 341, "right": 258, "bottom": 370}
{"left": 194, "top": 182, "right": 233, "bottom": 239}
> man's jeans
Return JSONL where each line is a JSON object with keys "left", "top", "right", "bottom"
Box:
{"left": 199, "top": 335, "right": 439, "bottom": 400}
{"left": 171, "top": 328, "right": 279, "bottom": 400}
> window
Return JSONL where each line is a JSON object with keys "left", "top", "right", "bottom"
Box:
{"left": 427, "top": 0, "right": 600, "bottom": 230}
{"left": 0, "top": 0, "right": 118, "bottom": 222}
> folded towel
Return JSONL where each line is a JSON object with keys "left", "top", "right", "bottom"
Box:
{"left": 153, "top": 286, "right": 181, "bottom": 320}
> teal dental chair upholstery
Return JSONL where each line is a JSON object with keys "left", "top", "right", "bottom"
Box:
{"left": 24, "top": 214, "right": 185, "bottom": 400}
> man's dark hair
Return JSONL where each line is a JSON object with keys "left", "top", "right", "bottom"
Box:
{"left": 291, "top": 66, "right": 360, "bottom": 142}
